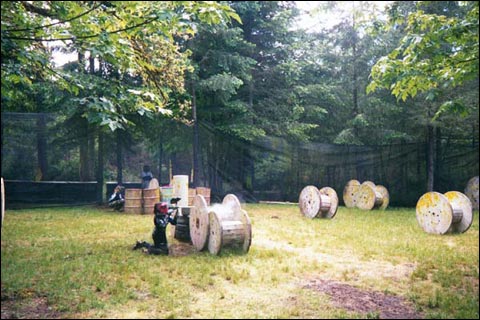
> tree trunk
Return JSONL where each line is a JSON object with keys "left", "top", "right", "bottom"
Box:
{"left": 96, "top": 130, "right": 104, "bottom": 204}
{"left": 87, "top": 124, "right": 95, "bottom": 180}
{"left": 36, "top": 113, "right": 48, "bottom": 181}
{"left": 116, "top": 130, "right": 123, "bottom": 184}
{"left": 79, "top": 119, "right": 89, "bottom": 181}
{"left": 426, "top": 124, "right": 436, "bottom": 192}
{"left": 192, "top": 79, "right": 201, "bottom": 187}
{"left": 158, "top": 141, "right": 163, "bottom": 185}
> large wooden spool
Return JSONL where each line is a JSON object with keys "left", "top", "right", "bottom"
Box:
{"left": 355, "top": 182, "right": 389, "bottom": 210}
{"left": 343, "top": 179, "right": 360, "bottom": 208}
{"left": 190, "top": 194, "right": 251, "bottom": 255}
{"left": 190, "top": 195, "right": 210, "bottom": 251}
{"left": 416, "top": 191, "right": 473, "bottom": 234}
{"left": 464, "top": 176, "right": 479, "bottom": 211}
{"left": 125, "top": 188, "right": 143, "bottom": 214}
{"left": 298, "top": 185, "right": 338, "bottom": 219}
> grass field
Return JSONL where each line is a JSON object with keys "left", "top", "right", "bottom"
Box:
{"left": 1, "top": 204, "right": 478, "bottom": 319}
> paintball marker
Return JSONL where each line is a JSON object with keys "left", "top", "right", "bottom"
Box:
{"left": 170, "top": 197, "right": 181, "bottom": 206}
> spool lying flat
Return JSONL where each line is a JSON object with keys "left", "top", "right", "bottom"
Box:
{"left": 356, "top": 183, "right": 376, "bottom": 210}
{"left": 299, "top": 186, "right": 321, "bottom": 218}
{"left": 190, "top": 195, "right": 209, "bottom": 251}
{"left": 444, "top": 191, "right": 473, "bottom": 233}
{"left": 416, "top": 192, "right": 453, "bottom": 234}
{"left": 464, "top": 176, "right": 479, "bottom": 211}
{"left": 343, "top": 179, "right": 360, "bottom": 208}
{"left": 319, "top": 187, "right": 338, "bottom": 219}
{"left": 375, "top": 185, "right": 390, "bottom": 210}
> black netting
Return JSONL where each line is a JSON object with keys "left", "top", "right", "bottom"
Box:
{"left": 1, "top": 112, "right": 478, "bottom": 207}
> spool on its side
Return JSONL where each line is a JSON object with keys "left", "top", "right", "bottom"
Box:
{"left": 444, "top": 191, "right": 473, "bottom": 233}
{"left": 343, "top": 179, "right": 360, "bottom": 208}
{"left": 318, "top": 187, "right": 339, "bottom": 219}
{"left": 299, "top": 185, "right": 321, "bottom": 218}
{"left": 416, "top": 192, "right": 453, "bottom": 235}
{"left": 207, "top": 209, "right": 247, "bottom": 256}
{"left": 355, "top": 183, "right": 377, "bottom": 210}
{"left": 464, "top": 176, "right": 479, "bottom": 211}
{"left": 375, "top": 185, "right": 390, "bottom": 210}
{"left": 190, "top": 195, "right": 209, "bottom": 251}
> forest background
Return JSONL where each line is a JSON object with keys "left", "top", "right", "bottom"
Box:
{"left": 1, "top": 1, "right": 478, "bottom": 205}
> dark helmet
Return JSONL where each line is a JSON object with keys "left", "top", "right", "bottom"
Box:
{"left": 154, "top": 202, "right": 169, "bottom": 214}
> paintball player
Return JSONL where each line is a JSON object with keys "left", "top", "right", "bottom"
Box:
{"left": 108, "top": 185, "right": 125, "bottom": 212}
{"left": 133, "top": 198, "right": 180, "bottom": 255}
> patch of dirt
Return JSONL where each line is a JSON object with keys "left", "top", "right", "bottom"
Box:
{"left": 169, "top": 241, "right": 197, "bottom": 257}
{"left": 1, "top": 296, "right": 63, "bottom": 319}
{"left": 304, "top": 278, "right": 423, "bottom": 319}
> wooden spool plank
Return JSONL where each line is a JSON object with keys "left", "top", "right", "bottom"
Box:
{"left": 356, "top": 183, "right": 376, "bottom": 210}
{"left": 464, "top": 176, "right": 479, "bottom": 211}
{"left": 444, "top": 191, "right": 473, "bottom": 233}
{"left": 190, "top": 195, "right": 210, "bottom": 251}
{"left": 299, "top": 186, "right": 321, "bottom": 218}
{"left": 208, "top": 210, "right": 223, "bottom": 255}
{"left": 416, "top": 192, "right": 453, "bottom": 234}
{"left": 318, "top": 187, "right": 338, "bottom": 219}
{"left": 343, "top": 179, "right": 360, "bottom": 208}
{"left": 375, "top": 185, "right": 389, "bottom": 210}
{"left": 240, "top": 209, "right": 252, "bottom": 253}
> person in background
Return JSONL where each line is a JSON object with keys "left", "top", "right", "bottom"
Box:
{"left": 141, "top": 165, "right": 153, "bottom": 189}
{"left": 108, "top": 185, "right": 125, "bottom": 212}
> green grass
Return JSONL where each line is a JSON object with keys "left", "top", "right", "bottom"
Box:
{"left": 1, "top": 204, "right": 478, "bottom": 319}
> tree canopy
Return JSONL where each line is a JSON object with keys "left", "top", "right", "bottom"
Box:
{"left": 367, "top": 1, "right": 478, "bottom": 108}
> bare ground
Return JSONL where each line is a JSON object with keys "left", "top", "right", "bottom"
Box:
{"left": 304, "top": 278, "right": 423, "bottom": 319}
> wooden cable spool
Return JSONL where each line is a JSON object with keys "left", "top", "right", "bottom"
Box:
{"left": 464, "top": 176, "right": 479, "bottom": 211}
{"left": 343, "top": 179, "right": 360, "bottom": 208}
{"left": 207, "top": 194, "right": 251, "bottom": 255}
{"left": 190, "top": 195, "right": 210, "bottom": 251}
{"left": 298, "top": 185, "right": 339, "bottom": 219}
{"left": 355, "top": 182, "right": 389, "bottom": 210}
{"left": 416, "top": 191, "right": 473, "bottom": 234}
{"left": 190, "top": 194, "right": 252, "bottom": 255}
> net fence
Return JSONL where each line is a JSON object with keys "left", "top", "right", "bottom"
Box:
{"left": 1, "top": 112, "right": 478, "bottom": 207}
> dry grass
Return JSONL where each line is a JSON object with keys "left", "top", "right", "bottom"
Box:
{"left": 1, "top": 203, "right": 478, "bottom": 319}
